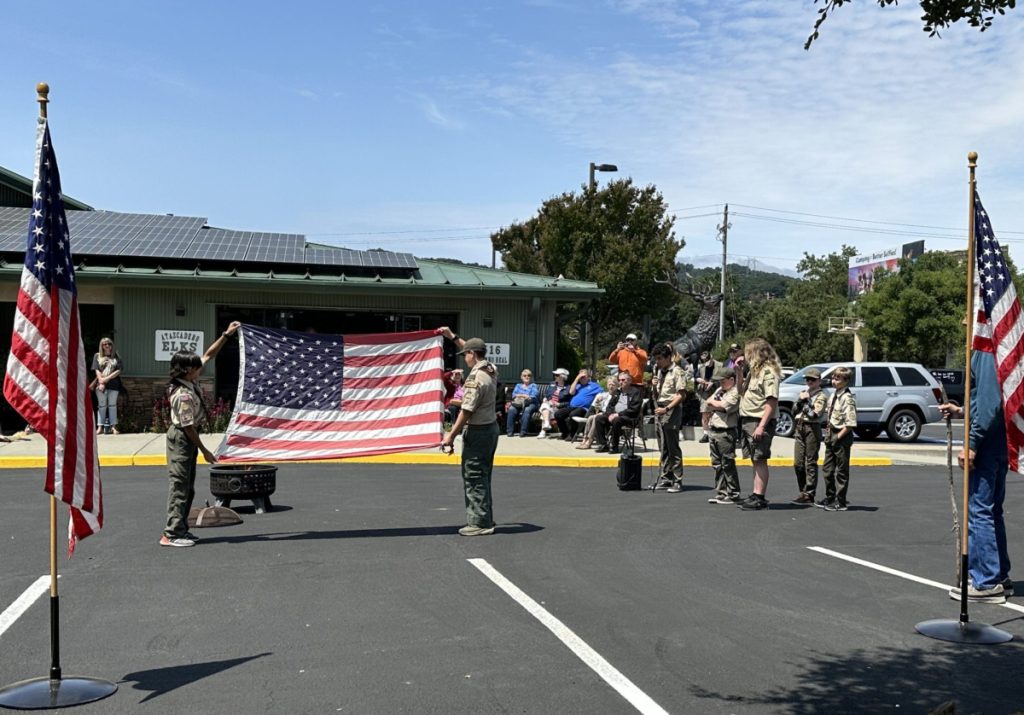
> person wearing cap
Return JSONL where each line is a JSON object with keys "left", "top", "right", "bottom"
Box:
{"left": 651, "top": 343, "right": 693, "bottom": 492}
{"left": 705, "top": 365, "right": 741, "bottom": 504}
{"left": 537, "top": 368, "right": 571, "bottom": 438}
{"left": 791, "top": 367, "right": 829, "bottom": 504}
{"left": 554, "top": 368, "right": 604, "bottom": 441}
{"left": 818, "top": 366, "right": 857, "bottom": 512}
{"left": 439, "top": 327, "right": 499, "bottom": 536}
{"left": 593, "top": 371, "right": 644, "bottom": 454}
{"left": 696, "top": 350, "right": 719, "bottom": 443}
{"left": 725, "top": 343, "right": 742, "bottom": 370}
{"left": 607, "top": 334, "right": 648, "bottom": 387}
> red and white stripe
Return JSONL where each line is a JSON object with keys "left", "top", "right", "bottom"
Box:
{"left": 218, "top": 330, "right": 444, "bottom": 462}
{"left": 973, "top": 273, "right": 1024, "bottom": 473}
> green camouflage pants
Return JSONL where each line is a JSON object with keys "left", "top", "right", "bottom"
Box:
{"left": 462, "top": 422, "right": 499, "bottom": 528}
{"left": 164, "top": 426, "right": 198, "bottom": 538}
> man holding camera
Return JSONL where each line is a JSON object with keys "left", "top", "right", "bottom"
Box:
{"left": 608, "top": 333, "right": 648, "bottom": 387}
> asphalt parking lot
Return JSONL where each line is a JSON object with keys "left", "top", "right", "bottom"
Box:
{"left": 1, "top": 463, "right": 1022, "bottom": 714}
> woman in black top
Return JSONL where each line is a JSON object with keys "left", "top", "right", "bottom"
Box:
{"left": 91, "top": 337, "right": 124, "bottom": 434}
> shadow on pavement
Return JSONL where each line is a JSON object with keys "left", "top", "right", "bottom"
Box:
{"left": 689, "top": 642, "right": 1024, "bottom": 714}
{"left": 199, "top": 523, "right": 544, "bottom": 544}
{"left": 122, "top": 652, "right": 271, "bottom": 703}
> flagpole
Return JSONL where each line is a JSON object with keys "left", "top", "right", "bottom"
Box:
{"left": 915, "top": 152, "right": 1011, "bottom": 645}
{"left": 0, "top": 82, "right": 117, "bottom": 710}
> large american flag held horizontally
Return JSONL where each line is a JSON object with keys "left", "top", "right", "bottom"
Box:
{"left": 2, "top": 118, "right": 102, "bottom": 553}
{"left": 971, "top": 190, "right": 1024, "bottom": 474}
{"left": 216, "top": 325, "right": 445, "bottom": 462}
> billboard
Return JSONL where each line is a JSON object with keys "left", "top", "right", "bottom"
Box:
{"left": 847, "top": 240, "right": 924, "bottom": 300}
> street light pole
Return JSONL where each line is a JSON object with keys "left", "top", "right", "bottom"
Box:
{"left": 588, "top": 162, "right": 618, "bottom": 191}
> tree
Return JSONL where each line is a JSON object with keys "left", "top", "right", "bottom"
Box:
{"left": 753, "top": 246, "right": 859, "bottom": 366}
{"left": 492, "top": 179, "right": 682, "bottom": 357}
{"left": 856, "top": 251, "right": 966, "bottom": 366}
{"left": 805, "top": 0, "right": 1017, "bottom": 49}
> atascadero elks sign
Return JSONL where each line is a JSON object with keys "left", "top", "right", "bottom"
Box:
{"left": 155, "top": 330, "right": 204, "bottom": 360}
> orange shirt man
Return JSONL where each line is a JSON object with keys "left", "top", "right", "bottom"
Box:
{"left": 607, "top": 333, "right": 648, "bottom": 386}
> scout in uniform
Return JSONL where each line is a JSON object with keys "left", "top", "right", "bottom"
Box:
{"left": 651, "top": 343, "right": 693, "bottom": 492}
{"left": 791, "top": 367, "right": 829, "bottom": 504}
{"left": 818, "top": 366, "right": 857, "bottom": 512}
{"left": 160, "top": 321, "right": 240, "bottom": 547}
{"left": 735, "top": 338, "right": 782, "bottom": 511}
{"left": 705, "top": 366, "right": 741, "bottom": 504}
{"left": 440, "top": 328, "right": 499, "bottom": 536}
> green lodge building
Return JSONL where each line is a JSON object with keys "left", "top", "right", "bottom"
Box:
{"left": 0, "top": 166, "right": 601, "bottom": 430}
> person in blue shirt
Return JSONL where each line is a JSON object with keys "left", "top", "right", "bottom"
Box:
{"left": 506, "top": 368, "right": 540, "bottom": 437}
{"left": 554, "top": 369, "right": 604, "bottom": 441}
{"left": 941, "top": 348, "right": 1013, "bottom": 604}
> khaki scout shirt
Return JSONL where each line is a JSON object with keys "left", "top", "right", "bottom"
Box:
{"left": 708, "top": 386, "right": 740, "bottom": 429}
{"left": 795, "top": 387, "right": 828, "bottom": 424}
{"left": 827, "top": 388, "right": 857, "bottom": 429}
{"left": 460, "top": 359, "right": 498, "bottom": 425}
{"left": 169, "top": 379, "right": 207, "bottom": 428}
{"left": 656, "top": 363, "right": 693, "bottom": 406}
{"left": 739, "top": 366, "right": 780, "bottom": 418}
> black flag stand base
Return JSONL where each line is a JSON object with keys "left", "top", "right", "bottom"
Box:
{"left": 915, "top": 618, "right": 1012, "bottom": 645}
{"left": 0, "top": 676, "right": 117, "bottom": 710}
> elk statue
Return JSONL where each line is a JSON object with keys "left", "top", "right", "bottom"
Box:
{"left": 654, "top": 273, "right": 724, "bottom": 362}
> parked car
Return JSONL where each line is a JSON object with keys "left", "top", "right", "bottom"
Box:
{"left": 928, "top": 368, "right": 965, "bottom": 406}
{"left": 774, "top": 362, "right": 944, "bottom": 442}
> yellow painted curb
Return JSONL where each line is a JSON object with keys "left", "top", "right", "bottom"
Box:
{"left": 0, "top": 454, "right": 893, "bottom": 469}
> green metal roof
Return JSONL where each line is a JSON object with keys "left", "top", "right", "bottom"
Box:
{"left": 0, "top": 258, "right": 603, "bottom": 300}
{"left": 0, "top": 165, "right": 92, "bottom": 211}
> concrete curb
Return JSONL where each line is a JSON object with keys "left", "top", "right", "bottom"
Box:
{"left": 0, "top": 455, "right": 894, "bottom": 469}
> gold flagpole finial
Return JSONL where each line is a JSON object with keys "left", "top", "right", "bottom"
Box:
{"left": 36, "top": 82, "right": 49, "bottom": 118}
{"left": 968, "top": 151, "right": 978, "bottom": 168}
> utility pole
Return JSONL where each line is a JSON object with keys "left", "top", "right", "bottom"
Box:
{"left": 716, "top": 203, "right": 730, "bottom": 343}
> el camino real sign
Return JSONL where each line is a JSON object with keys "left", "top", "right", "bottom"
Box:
{"left": 155, "top": 330, "right": 205, "bottom": 360}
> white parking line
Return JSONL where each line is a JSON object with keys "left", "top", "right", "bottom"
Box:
{"left": 808, "top": 546, "right": 1024, "bottom": 614}
{"left": 468, "top": 558, "right": 669, "bottom": 715}
{"left": 0, "top": 576, "right": 49, "bottom": 639}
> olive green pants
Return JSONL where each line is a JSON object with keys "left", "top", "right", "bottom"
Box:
{"left": 709, "top": 427, "right": 739, "bottom": 498}
{"left": 793, "top": 421, "right": 822, "bottom": 496}
{"left": 164, "top": 426, "right": 198, "bottom": 538}
{"left": 461, "top": 422, "right": 499, "bottom": 528}
{"left": 823, "top": 429, "right": 854, "bottom": 505}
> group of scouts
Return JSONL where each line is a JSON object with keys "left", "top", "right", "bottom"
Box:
{"left": 700, "top": 342, "right": 858, "bottom": 512}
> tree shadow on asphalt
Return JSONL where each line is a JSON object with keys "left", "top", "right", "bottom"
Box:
{"left": 121, "top": 652, "right": 271, "bottom": 703}
{"left": 198, "top": 523, "right": 544, "bottom": 544}
{"left": 689, "top": 639, "right": 1024, "bottom": 714}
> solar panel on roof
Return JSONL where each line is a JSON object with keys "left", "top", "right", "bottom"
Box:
{"left": 121, "top": 215, "right": 206, "bottom": 258}
{"left": 184, "top": 229, "right": 253, "bottom": 261}
{"left": 72, "top": 212, "right": 161, "bottom": 255}
{"left": 245, "top": 232, "right": 305, "bottom": 263}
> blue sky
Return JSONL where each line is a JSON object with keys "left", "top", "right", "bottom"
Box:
{"left": 1, "top": 1, "right": 1022, "bottom": 273}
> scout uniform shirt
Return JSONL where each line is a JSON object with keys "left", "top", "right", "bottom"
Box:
{"left": 708, "top": 386, "right": 740, "bottom": 429}
{"left": 169, "top": 379, "right": 208, "bottom": 429}
{"left": 795, "top": 387, "right": 828, "bottom": 425}
{"left": 460, "top": 359, "right": 498, "bottom": 425}
{"left": 739, "top": 366, "right": 780, "bottom": 418}
{"left": 656, "top": 363, "right": 694, "bottom": 411}
{"left": 826, "top": 387, "right": 858, "bottom": 430}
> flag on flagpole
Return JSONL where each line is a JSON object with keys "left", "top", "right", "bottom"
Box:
{"left": 2, "top": 118, "right": 103, "bottom": 553}
{"left": 217, "top": 325, "right": 444, "bottom": 462}
{"left": 971, "top": 190, "right": 1024, "bottom": 473}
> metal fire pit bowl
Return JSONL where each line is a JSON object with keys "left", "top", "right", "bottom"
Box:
{"left": 209, "top": 464, "right": 277, "bottom": 514}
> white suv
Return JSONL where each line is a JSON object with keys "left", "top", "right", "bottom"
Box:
{"left": 774, "top": 362, "right": 944, "bottom": 443}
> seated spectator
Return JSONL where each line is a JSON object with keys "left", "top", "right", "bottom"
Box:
{"left": 506, "top": 369, "right": 540, "bottom": 437}
{"left": 554, "top": 369, "right": 604, "bottom": 441}
{"left": 537, "top": 368, "right": 571, "bottom": 439}
{"left": 593, "top": 372, "right": 643, "bottom": 454}
{"left": 607, "top": 333, "right": 648, "bottom": 387}
{"left": 576, "top": 377, "right": 616, "bottom": 449}
{"left": 442, "top": 369, "right": 465, "bottom": 425}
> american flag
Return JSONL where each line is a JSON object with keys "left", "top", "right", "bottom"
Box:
{"left": 216, "top": 325, "right": 444, "bottom": 461}
{"left": 2, "top": 118, "right": 102, "bottom": 553}
{"left": 971, "top": 190, "right": 1024, "bottom": 473}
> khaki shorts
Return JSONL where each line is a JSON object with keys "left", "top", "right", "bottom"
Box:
{"left": 741, "top": 417, "right": 776, "bottom": 461}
